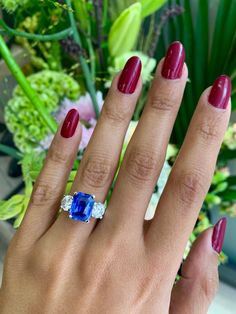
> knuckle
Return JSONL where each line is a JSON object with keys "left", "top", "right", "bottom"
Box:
{"left": 149, "top": 94, "right": 176, "bottom": 112}
{"left": 125, "top": 147, "right": 160, "bottom": 184}
{"left": 81, "top": 155, "right": 112, "bottom": 188}
{"left": 47, "top": 147, "right": 71, "bottom": 166}
{"left": 28, "top": 246, "right": 66, "bottom": 282}
{"left": 199, "top": 271, "right": 219, "bottom": 301}
{"left": 196, "top": 119, "right": 219, "bottom": 142}
{"left": 102, "top": 99, "right": 131, "bottom": 125}
{"left": 31, "top": 180, "right": 58, "bottom": 206}
{"left": 174, "top": 170, "right": 206, "bottom": 207}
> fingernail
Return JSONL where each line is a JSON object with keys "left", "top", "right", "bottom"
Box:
{"left": 118, "top": 56, "right": 142, "bottom": 94}
{"left": 208, "top": 75, "right": 231, "bottom": 109}
{"left": 161, "top": 41, "right": 185, "bottom": 79}
{"left": 212, "top": 217, "right": 227, "bottom": 254}
{"left": 61, "top": 109, "right": 80, "bottom": 138}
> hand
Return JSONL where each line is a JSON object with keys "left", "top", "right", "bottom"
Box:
{"left": 0, "top": 42, "right": 231, "bottom": 314}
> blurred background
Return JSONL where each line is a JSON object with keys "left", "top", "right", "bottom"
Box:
{"left": 0, "top": 1, "right": 235, "bottom": 312}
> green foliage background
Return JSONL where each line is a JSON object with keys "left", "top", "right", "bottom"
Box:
{"left": 155, "top": 0, "right": 236, "bottom": 144}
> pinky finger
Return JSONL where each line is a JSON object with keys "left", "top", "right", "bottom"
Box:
{"left": 169, "top": 218, "right": 227, "bottom": 314}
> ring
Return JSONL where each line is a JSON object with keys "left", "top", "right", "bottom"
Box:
{"left": 60, "top": 192, "right": 106, "bottom": 223}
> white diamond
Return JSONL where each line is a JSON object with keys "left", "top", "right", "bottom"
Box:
{"left": 61, "top": 195, "right": 73, "bottom": 211}
{"left": 92, "top": 202, "right": 105, "bottom": 219}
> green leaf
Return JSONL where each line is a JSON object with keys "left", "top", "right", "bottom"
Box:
{"left": 160, "top": 0, "right": 236, "bottom": 145}
{"left": 227, "top": 176, "right": 236, "bottom": 187}
{"left": 205, "top": 193, "right": 221, "bottom": 206}
{"left": 0, "top": 144, "right": 21, "bottom": 160}
{"left": 214, "top": 182, "right": 228, "bottom": 193}
{"left": 13, "top": 207, "right": 26, "bottom": 228}
{"left": 219, "top": 189, "right": 236, "bottom": 202}
{"left": 108, "top": 3, "right": 142, "bottom": 57}
{"left": 171, "top": 0, "right": 195, "bottom": 144}
{"left": 20, "top": 152, "right": 45, "bottom": 184}
{"left": 68, "top": 170, "right": 77, "bottom": 182}
{"left": 140, "top": 0, "right": 167, "bottom": 18}
{"left": 0, "top": 195, "right": 24, "bottom": 220}
{"left": 73, "top": 0, "right": 91, "bottom": 33}
{"left": 13, "top": 196, "right": 30, "bottom": 228}
{"left": 218, "top": 148, "right": 236, "bottom": 162}
{"left": 193, "top": 0, "right": 208, "bottom": 100}
{"left": 208, "top": 0, "right": 230, "bottom": 81}
{"left": 212, "top": 171, "right": 229, "bottom": 185}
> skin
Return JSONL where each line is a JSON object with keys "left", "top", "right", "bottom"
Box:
{"left": 0, "top": 58, "right": 231, "bottom": 314}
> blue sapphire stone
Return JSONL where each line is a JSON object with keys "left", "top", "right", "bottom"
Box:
{"left": 69, "top": 192, "right": 95, "bottom": 222}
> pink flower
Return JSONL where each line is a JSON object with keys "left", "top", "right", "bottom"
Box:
{"left": 80, "top": 124, "right": 95, "bottom": 150}
{"left": 37, "top": 92, "right": 104, "bottom": 152}
{"left": 54, "top": 91, "right": 103, "bottom": 123}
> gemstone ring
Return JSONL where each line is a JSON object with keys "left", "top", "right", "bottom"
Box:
{"left": 61, "top": 192, "right": 106, "bottom": 223}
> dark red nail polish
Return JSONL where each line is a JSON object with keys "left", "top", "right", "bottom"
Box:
{"left": 208, "top": 75, "right": 231, "bottom": 109}
{"left": 212, "top": 217, "right": 227, "bottom": 254}
{"left": 161, "top": 41, "right": 185, "bottom": 79}
{"left": 118, "top": 56, "right": 142, "bottom": 94}
{"left": 61, "top": 109, "right": 80, "bottom": 138}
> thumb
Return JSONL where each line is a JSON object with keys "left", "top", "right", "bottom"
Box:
{"left": 169, "top": 218, "right": 227, "bottom": 314}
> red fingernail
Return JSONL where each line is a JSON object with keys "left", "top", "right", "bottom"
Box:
{"left": 161, "top": 41, "right": 185, "bottom": 79}
{"left": 61, "top": 109, "right": 80, "bottom": 138}
{"left": 208, "top": 75, "right": 231, "bottom": 109}
{"left": 212, "top": 217, "right": 227, "bottom": 254}
{"left": 118, "top": 56, "right": 142, "bottom": 94}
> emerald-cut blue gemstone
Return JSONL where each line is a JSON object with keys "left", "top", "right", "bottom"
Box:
{"left": 69, "top": 192, "right": 94, "bottom": 222}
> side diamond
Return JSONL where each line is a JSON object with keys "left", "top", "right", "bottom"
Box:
{"left": 61, "top": 195, "right": 73, "bottom": 211}
{"left": 92, "top": 202, "right": 105, "bottom": 219}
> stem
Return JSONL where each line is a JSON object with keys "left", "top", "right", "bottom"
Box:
{"left": 94, "top": 0, "right": 104, "bottom": 70}
{"left": 0, "top": 144, "right": 21, "bottom": 160}
{"left": 65, "top": 0, "right": 100, "bottom": 118}
{"left": 87, "top": 38, "right": 96, "bottom": 80}
{"left": 0, "top": 35, "right": 57, "bottom": 133}
{"left": 0, "top": 19, "right": 72, "bottom": 41}
{"left": 102, "top": 0, "right": 108, "bottom": 27}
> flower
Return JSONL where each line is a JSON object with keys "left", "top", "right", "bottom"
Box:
{"left": 145, "top": 161, "right": 171, "bottom": 220}
{"left": 5, "top": 70, "right": 80, "bottom": 153}
{"left": 37, "top": 91, "right": 104, "bottom": 152}
{"left": 106, "top": 52, "right": 156, "bottom": 88}
{"left": 57, "top": 92, "right": 103, "bottom": 122}
{"left": 108, "top": 3, "right": 142, "bottom": 57}
{"left": 223, "top": 123, "right": 236, "bottom": 150}
{"left": 80, "top": 125, "right": 96, "bottom": 150}
{"left": 140, "top": 0, "right": 167, "bottom": 18}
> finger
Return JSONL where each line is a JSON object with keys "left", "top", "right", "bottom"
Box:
{"left": 169, "top": 218, "right": 227, "bottom": 314}
{"left": 104, "top": 42, "right": 187, "bottom": 232}
{"left": 50, "top": 57, "right": 142, "bottom": 239}
{"left": 147, "top": 76, "right": 231, "bottom": 271}
{"left": 16, "top": 109, "right": 81, "bottom": 245}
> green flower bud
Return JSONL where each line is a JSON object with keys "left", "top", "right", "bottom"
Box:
{"left": 5, "top": 70, "right": 80, "bottom": 153}
{"left": 140, "top": 0, "right": 167, "bottom": 18}
{"left": 0, "top": 0, "right": 29, "bottom": 13}
{"left": 205, "top": 193, "right": 221, "bottom": 207}
{"left": 108, "top": 3, "right": 142, "bottom": 57}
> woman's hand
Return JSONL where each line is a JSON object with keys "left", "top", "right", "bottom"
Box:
{"left": 0, "top": 42, "right": 231, "bottom": 314}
